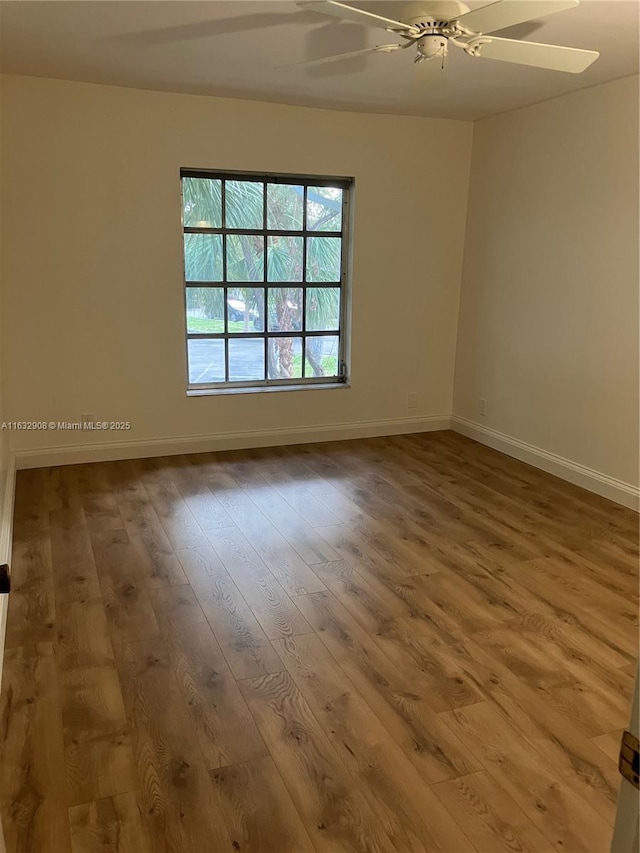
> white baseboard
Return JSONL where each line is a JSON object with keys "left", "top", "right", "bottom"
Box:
{"left": 0, "top": 452, "right": 16, "bottom": 689}
{"left": 14, "top": 415, "right": 452, "bottom": 470}
{"left": 12, "top": 412, "right": 637, "bottom": 511}
{"left": 451, "top": 416, "right": 640, "bottom": 511}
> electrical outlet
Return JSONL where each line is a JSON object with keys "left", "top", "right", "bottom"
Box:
{"left": 408, "top": 392, "right": 418, "bottom": 409}
{"left": 480, "top": 399, "right": 487, "bottom": 417}
{"left": 81, "top": 413, "right": 95, "bottom": 430}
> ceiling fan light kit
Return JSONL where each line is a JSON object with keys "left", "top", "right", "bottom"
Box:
{"left": 412, "top": 32, "right": 450, "bottom": 65}
{"left": 288, "top": 0, "right": 599, "bottom": 74}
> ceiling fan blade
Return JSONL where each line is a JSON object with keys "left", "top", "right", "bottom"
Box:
{"left": 297, "top": 1, "right": 419, "bottom": 34}
{"left": 455, "top": 0, "right": 579, "bottom": 35}
{"left": 277, "top": 43, "right": 401, "bottom": 69}
{"left": 470, "top": 35, "right": 599, "bottom": 72}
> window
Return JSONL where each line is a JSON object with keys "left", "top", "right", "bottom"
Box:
{"left": 181, "top": 169, "right": 351, "bottom": 392}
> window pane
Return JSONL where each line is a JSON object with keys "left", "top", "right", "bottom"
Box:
{"left": 229, "top": 338, "right": 265, "bottom": 382}
{"left": 306, "top": 237, "right": 341, "bottom": 282}
{"left": 305, "top": 335, "right": 339, "bottom": 377}
{"left": 227, "top": 235, "right": 264, "bottom": 281}
{"left": 225, "top": 180, "right": 264, "bottom": 229}
{"left": 306, "top": 288, "right": 340, "bottom": 331}
{"left": 268, "top": 337, "right": 302, "bottom": 380}
{"left": 188, "top": 339, "right": 225, "bottom": 384}
{"left": 267, "top": 236, "right": 303, "bottom": 282}
{"left": 268, "top": 288, "right": 302, "bottom": 332}
{"left": 267, "top": 184, "right": 304, "bottom": 231}
{"left": 307, "top": 186, "right": 343, "bottom": 232}
{"left": 186, "top": 287, "right": 224, "bottom": 333}
{"left": 227, "top": 288, "right": 265, "bottom": 333}
{"left": 182, "top": 173, "right": 349, "bottom": 391}
{"left": 182, "top": 178, "right": 222, "bottom": 228}
{"left": 184, "top": 233, "right": 223, "bottom": 281}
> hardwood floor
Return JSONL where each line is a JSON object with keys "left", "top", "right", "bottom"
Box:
{"left": 0, "top": 431, "right": 637, "bottom": 853}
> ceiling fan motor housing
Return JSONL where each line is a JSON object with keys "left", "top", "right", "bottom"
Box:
{"left": 404, "top": 14, "right": 450, "bottom": 60}
{"left": 402, "top": 1, "right": 470, "bottom": 21}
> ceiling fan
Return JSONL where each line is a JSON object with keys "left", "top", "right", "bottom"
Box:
{"left": 282, "top": 0, "right": 599, "bottom": 72}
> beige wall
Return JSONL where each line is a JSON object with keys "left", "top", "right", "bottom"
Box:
{"left": 0, "top": 292, "right": 6, "bottom": 524}
{"left": 0, "top": 299, "right": 6, "bottom": 518}
{"left": 2, "top": 73, "right": 636, "bottom": 492}
{"left": 0, "top": 75, "right": 472, "bottom": 458}
{"left": 453, "top": 75, "right": 639, "bottom": 487}
{"left": 0, "top": 83, "right": 8, "bottom": 653}
{"left": 0, "top": 93, "right": 7, "bottom": 531}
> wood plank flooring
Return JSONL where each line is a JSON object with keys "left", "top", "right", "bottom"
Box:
{"left": 0, "top": 431, "right": 637, "bottom": 853}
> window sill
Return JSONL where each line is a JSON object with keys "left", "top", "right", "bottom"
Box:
{"left": 187, "top": 382, "right": 350, "bottom": 398}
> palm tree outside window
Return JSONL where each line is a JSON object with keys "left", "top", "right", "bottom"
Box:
{"left": 181, "top": 170, "right": 351, "bottom": 391}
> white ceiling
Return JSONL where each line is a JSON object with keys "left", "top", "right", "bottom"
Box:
{"left": 0, "top": 0, "right": 638, "bottom": 120}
